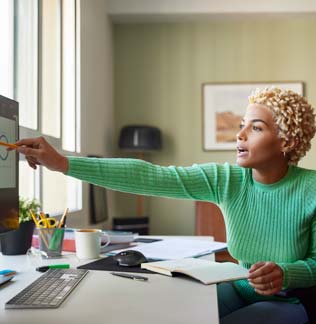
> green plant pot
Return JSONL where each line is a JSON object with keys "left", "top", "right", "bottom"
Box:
{"left": 0, "top": 221, "right": 35, "bottom": 255}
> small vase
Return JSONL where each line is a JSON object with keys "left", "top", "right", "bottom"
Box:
{"left": 0, "top": 221, "right": 35, "bottom": 255}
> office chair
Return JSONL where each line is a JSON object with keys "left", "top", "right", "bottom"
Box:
{"left": 277, "top": 286, "right": 316, "bottom": 324}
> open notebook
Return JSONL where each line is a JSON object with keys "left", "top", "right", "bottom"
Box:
{"left": 141, "top": 258, "right": 248, "bottom": 285}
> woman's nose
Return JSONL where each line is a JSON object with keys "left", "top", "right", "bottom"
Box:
{"left": 236, "top": 128, "right": 246, "bottom": 141}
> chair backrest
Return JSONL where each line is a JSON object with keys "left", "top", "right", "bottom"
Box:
{"left": 195, "top": 201, "right": 237, "bottom": 263}
{"left": 195, "top": 201, "right": 226, "bottom": 240}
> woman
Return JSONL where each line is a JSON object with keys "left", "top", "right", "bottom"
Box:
{"left": 15, "top": 88, "right": 316, "bottom": 323}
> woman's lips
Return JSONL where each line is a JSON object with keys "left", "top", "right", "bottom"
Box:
{"left": 237, "top": 147, "right": 248, "bottom": 158}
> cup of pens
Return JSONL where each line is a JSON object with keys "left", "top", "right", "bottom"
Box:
{"left": 30, "top": 208, "right": 68, "bottom": 258}
{"left": 38, "top": 228, "right": 65, "bottom": 258}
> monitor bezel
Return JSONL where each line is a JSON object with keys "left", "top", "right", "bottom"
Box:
{"left": 0, "top": 94, "right": 19, "bottom": 234}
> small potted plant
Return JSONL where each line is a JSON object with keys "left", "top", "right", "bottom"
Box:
{"left": 1, "top": 197, "right": 41, "bottom": 255}
{"left": 18, "top": 197, "right": 41, "bottom": 224}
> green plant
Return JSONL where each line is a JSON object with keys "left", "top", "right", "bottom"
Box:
{"left": 19, "top": 197, "right": 41, "bottom": 223}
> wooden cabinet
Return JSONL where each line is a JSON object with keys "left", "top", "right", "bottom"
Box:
{"left": 195, "top": 201, "right": 237, "bottom": 263}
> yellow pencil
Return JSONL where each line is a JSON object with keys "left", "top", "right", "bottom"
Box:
{"left": 0, "top": 140, "right": 18, "bottom": 149}
{"left": 30, "top": 209, "right": 49, "bottom": 248}
{"left": 39, "top": 211, "right": 46, "bottom": 221}
{"left": 58, "top": 207, "right": 69, "bottom": 228}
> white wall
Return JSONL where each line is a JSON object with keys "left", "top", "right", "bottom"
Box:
{"left": 67, "top": 0, "right": 115, "bottom": 229}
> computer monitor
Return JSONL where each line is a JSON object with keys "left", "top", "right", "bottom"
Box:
{"left": 0, "top": 94, "right": 19, "bottom": 234}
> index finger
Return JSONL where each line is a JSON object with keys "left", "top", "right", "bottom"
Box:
{"left": 15, "top": 138, "right": 41, "bottom": 147}
{"left": 248, "top": 262, "right": 275, "bottom": 279}
{"left": 249, "top": 262, "right": 265, "bottom": 273}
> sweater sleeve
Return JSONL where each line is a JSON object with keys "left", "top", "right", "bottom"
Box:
{"left": 277, "top": 214, "right": 316, "bottom": 289}
{"left": 66, "top": 157, "right": 243, "bottom": 204}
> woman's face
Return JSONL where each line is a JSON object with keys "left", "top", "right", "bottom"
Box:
{"left": 236, "top": 103, "right": 285, "bottom": 170}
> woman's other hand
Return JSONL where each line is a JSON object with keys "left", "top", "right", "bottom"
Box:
{"left": 248, "top": 261, "right": 283, "bottom": 296}
{"left": 14, "top": 137, "right": 69, "bottom": 173}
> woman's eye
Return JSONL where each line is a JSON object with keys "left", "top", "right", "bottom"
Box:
{"left": 253, "top": 125, "right": 262, "bottom": 131}
{"left": 239, "top": 124, "right": 245, "bottom": 130}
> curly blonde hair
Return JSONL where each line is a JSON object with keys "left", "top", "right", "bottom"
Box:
{"left": 248, "top": 87, "right": 316, "bottom": 165}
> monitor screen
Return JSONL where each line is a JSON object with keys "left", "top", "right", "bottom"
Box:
{"left": 0, "top": 94, "right": 19, "bottom": 234}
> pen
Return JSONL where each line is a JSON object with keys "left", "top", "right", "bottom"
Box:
{"left": 110, "top": 272, "right": 148, "bottom": 281}
{"left": 36, "top": 264, "right": 70, "bottom": 273}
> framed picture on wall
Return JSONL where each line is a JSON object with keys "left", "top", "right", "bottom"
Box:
{"left": 202, "top": 81, "right": 304, "bottom": 151}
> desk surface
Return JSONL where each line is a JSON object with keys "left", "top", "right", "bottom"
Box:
{"left": 0, "top": 236, "right": 219, "bottom": 324}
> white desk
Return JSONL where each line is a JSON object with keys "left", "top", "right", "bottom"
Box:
{"left": 0, "top": 236, "right": 219, "bottom": 324}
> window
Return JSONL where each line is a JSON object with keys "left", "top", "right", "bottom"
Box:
{"left": 15, "top": 0, "right": 38, "bottom": 130}
{"left": 62, "top": 0, "right": 79, "bottom": 152}
{"left": 41, "top": 0, "right": 61, "bottom": 138}
{"left": 0, "top": 0, "right": 82, "bottom": 215}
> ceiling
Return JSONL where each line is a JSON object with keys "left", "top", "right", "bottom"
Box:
{"left": 106, "top": 0, "right": 316, "bottom": 23}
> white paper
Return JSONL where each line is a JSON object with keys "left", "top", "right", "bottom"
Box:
{"left": 111, "top": 238, "right": 227, "bottom": 260}
{"left": 142, "top": 258, "right": 248, "bottom": 284}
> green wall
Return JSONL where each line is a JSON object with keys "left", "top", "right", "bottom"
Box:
{"left": 113, "top": 17, "right": 316, "bottom": 235}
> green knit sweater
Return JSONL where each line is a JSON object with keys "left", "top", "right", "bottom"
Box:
{"left": 67, "top": 157, "right": 316, "bottom": 303}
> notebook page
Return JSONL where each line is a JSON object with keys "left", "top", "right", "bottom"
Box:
{"left": 111, "top": 238, "right": 227, "bottom": 260}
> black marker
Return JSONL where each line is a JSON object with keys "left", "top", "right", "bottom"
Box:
{"left": 110, "top": 272, "right": 148, "bottom": 281}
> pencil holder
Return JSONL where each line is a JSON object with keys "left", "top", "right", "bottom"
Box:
{"left": 38, "top": 228, "right": 65, "bottom": 258}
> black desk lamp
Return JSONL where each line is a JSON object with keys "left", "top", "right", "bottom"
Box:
{"left": 119, "top": 125, "right": 162, "bottom": 217}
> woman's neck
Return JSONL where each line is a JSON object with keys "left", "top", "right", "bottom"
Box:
{"left": 252, "top": 160, "right": 289, "bottom": 184}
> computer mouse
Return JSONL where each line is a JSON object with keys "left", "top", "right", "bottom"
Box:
{"left": 113, "top": 250, "right": 147, "bottom": 267}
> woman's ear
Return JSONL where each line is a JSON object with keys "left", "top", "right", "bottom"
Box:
{"left": 281, "top": 137, "right": 298, "bottom": 154}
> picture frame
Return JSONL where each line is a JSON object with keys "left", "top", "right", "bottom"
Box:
{"left": 202, "top": 81, "right": 304, "bottom": 151}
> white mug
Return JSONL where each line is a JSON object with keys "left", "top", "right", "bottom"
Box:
{"left": 75, "top": 229, "right": 110, "bottom": 259}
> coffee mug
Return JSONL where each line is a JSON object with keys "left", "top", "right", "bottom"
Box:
{"left": 75, "top": 229, "right": 110, "bottom": 259}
